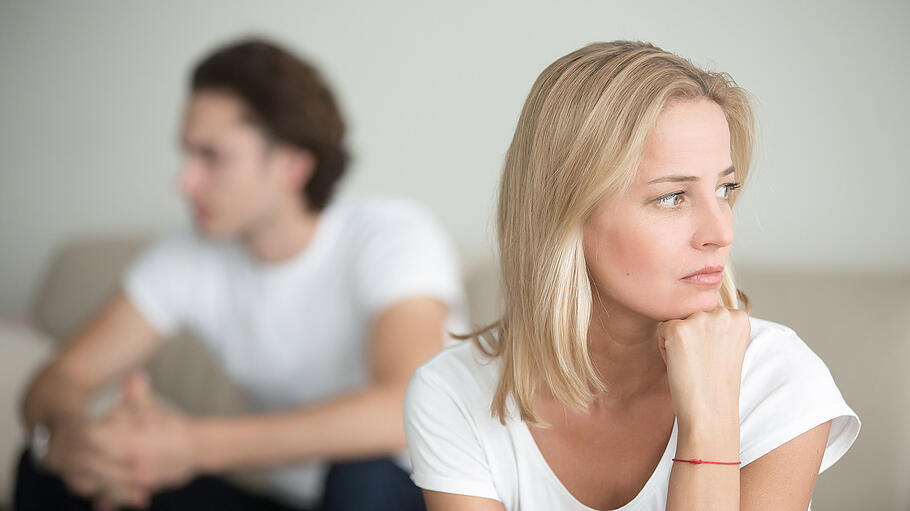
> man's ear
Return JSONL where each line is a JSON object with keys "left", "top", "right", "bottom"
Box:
{"left": 283, "top": 146, "right": 316, "bottom": 193}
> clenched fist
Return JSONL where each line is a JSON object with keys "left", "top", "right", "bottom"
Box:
{"left": 657, "top": 306, "right": 750, "bottom": 433}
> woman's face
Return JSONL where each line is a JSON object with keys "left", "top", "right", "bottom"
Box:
{"left": 583, "top": 98, "right": 737, "bottom": 322}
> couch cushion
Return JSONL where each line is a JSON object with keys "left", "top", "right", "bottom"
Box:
{"left": 735, "top": 269, "right": 910, "bottom": 511}
{"left": 32, "top": 234, "right": 154, "bottom": 342}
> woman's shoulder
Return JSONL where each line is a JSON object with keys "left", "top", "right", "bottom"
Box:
{"left": 742, "top": 315, "right": 834, "bottom": 391}
{"left": 743, "top": 316, "right": 827, "bottom": 373}
{"left": 746, "top": 315, "right": 799, "bottom": 342}
{"left": 404, "top": 339, "right": 508, "bottom": 503}
{"left": 412, "top": 339, "right": 501, "bottom": 394}
{"left": 406, "top": 339, "right": 503, "bottom": 421}
{"left": 739, "top": 316, "right": 861, "bottom": 473}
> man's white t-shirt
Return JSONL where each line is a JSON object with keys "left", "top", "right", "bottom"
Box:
{"left": 403, "top": 316, "right": 861, "bottom": 511}
{"left": 123, "top": 195, "right": 470, "bottom": 507}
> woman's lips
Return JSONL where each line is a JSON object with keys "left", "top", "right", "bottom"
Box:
{"left": 681, "top": 271, "right": 723, "bottom": 286}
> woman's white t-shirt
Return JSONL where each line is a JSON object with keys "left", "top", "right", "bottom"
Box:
{"left": 403, "top": 316, "right": 861, "bottom": 511}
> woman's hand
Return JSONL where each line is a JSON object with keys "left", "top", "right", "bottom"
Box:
{"left": 656, "top": 306, "right": 750, "bottom": 434}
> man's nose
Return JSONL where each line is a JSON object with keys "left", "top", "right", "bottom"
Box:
{"left": 177, "top": 159, "right": 204, "bottom": 197}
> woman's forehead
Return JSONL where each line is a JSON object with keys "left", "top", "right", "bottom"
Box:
{"left": 635, "top": 101, "right": 732, "bottom": 184}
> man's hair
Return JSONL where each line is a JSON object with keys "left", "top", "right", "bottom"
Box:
{"left": 191, "top": 37, "right": 349, "bottom": 211}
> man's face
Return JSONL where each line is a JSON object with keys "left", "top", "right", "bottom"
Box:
{"left": 582, "top": 98, "right": 737, "bottom": 322}
{"left": 177, "top": 90, "right": 286, "bottom": 238}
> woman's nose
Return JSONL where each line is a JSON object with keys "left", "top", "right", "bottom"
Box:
{"left": 693, "top": 198, "right": 734, "bottom": 249}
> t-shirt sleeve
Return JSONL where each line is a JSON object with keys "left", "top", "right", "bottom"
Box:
{"left": 738, "top": 326, "right": 861, "bottom": 474}
{"left": 352, "top": 202, "right": 465, "bottom": 318}
{"left": 121, "top": 234, "right": 197, "bottom": 338}
{"left": 403, "top": 367, "right": 500, "bottom": 501}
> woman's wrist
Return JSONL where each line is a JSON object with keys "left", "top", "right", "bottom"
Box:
{"left": 677, "top": 400, "right": 739, "bottom": 429}
{"left": 676, "top": 410, "right": 740, "bottom": 462}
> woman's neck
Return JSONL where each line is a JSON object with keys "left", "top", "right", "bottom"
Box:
{"left": 586, "top": 292, "right": 668, "bottom": 405}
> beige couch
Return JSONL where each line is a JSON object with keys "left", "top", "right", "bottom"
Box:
{"left": 1, "top": 235, "right": 907, "bottom": 510}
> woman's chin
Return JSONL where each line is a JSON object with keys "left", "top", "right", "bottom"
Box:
{"left": 661, "top": 300, "right": 721, "bottom": 321}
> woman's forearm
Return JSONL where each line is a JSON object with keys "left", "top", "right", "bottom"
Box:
{"left": 666, "top": 412, "right": 741, "bottom": 511}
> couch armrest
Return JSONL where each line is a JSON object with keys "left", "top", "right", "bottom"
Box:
{"left": 0, "top": 320, "right": 55, "bottom": 506}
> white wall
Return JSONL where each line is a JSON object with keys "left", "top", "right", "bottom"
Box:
{"left": 1, "top": 0, "right": 908, "bottom": 318}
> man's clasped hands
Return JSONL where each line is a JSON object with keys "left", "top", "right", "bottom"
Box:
{"left": 43, "top": 372, "right": 201, "bottom": 510}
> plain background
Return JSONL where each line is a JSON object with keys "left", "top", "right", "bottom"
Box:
{"left": 1, "top": 0, "right": 908, "bottom": 319}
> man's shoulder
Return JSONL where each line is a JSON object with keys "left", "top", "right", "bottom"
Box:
{"left": 135, "top": 230, "right": 237, "bottom": 271}
{"left": 331, "top": 194, "right": 441, "bottom": 232}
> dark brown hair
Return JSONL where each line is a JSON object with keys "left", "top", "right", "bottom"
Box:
{"left": 191, "top": 37, "right": 349, "bottom": 211}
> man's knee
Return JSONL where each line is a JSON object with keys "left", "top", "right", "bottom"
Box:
{"left": 321, "top": 458, "right": 424, "bottom": 511}
{"left": 13, "top": 446, "right": 92, "bottom": 511}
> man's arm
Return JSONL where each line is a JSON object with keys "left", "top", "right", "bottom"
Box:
{"left": 20, "top": 290, "right": 162, "bottom": 430}
{"left": 190, "top": 296, "right": 448, "bottom": 472}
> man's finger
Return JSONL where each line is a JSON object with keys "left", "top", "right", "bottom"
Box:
{"left": 121, "top": 370, "right": 155, "bottom": 415}
{"left": 93, "top": 496, "right": 116, "bottom": 511}
{"left": 64, "top": 473, "right": 100, "bottom": 498}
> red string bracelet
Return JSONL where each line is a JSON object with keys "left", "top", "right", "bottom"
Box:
{"left": 672, "top": 457, "right": 741, "bottom": 466}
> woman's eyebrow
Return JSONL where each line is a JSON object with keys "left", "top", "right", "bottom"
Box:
{"left": 647, "top": 165, "right": 735, "bottom": 184}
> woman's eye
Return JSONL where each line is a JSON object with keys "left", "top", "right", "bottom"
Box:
{"left": 657, "top": 182, "right": 741, "bottom": 209}
{"left": 717, "top": 182, "right": 742, "bottom": 200}
{"left": 656, "top": 192, "right": 683, "bottom": 208}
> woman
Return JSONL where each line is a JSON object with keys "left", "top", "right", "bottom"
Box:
{"left": 403, "top": 41, "right": 860, "bottom": 510}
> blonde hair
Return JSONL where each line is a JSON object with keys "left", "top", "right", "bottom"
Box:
{"left": 460, "top": 41, "right": 755, "bottom": 425}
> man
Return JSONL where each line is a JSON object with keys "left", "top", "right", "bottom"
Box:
{"left": 15, "top": 38, "right": 468, "bottom": 511}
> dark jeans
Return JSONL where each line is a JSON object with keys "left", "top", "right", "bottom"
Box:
{"left": 14, "top": 448, "right": 425, "bottom": 511}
